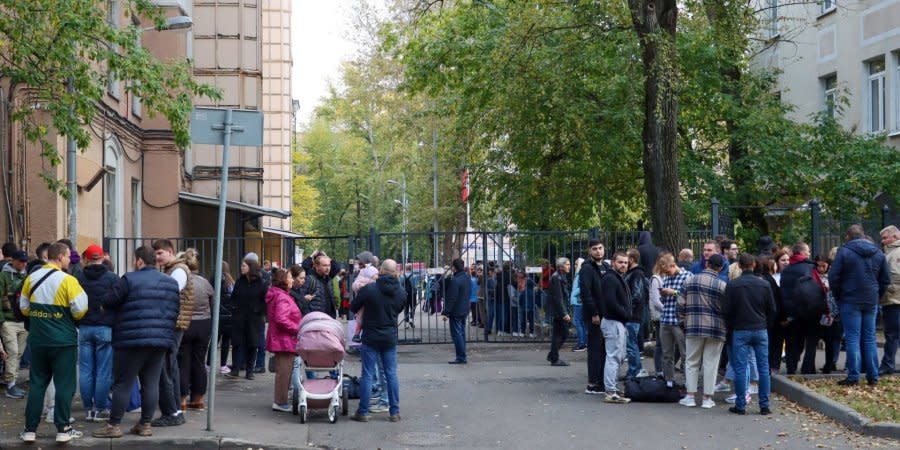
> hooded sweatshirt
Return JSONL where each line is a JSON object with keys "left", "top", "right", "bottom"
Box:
{"left": 75, "top": 263, "right": 120, "bottom": 327}
{"left": 350, "top": 275, "right": 406, "bottom": 349}
{"left": 637, "top": 231, "right": 659, "bottom": 276}
{"left": 829, "top": 239, "right": 891, "bottom": 306}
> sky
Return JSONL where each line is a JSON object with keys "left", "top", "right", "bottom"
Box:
{"left": 291, "top": 1, "right": 359, "bottom": 128}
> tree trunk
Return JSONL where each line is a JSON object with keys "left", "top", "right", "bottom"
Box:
{"left": 628, "top": 0, "right": 686, "bottom": 252}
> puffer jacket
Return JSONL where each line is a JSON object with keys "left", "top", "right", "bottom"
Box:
{"left": 75, "top": 263, "right": 119, "bottom": 327}
{"left": 624, "top": 266, "right": 649, "bottom": 322}
{"left": 163, "top": 259, "right": 194, "bottom": 330}
{"left": 100, "top": 267, "right": 180, "bottom": 350}
{"left": 829, "top": 239, "right": 890, "bottom": 306}
{"left": 0, "top": 262, "right": 26, "bottom": 321}
{"left": 880, "top": 241, "right": 900, "bottom": 306}
{"left": 265, "top": 286, "right": 301, "bottom": 353}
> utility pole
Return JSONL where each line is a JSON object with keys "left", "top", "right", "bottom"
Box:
{"left": 66, "top": 78, "right": 77, "bottom": 243}
{"left": 432, "top": 129, "right": 439, "bottom": 268}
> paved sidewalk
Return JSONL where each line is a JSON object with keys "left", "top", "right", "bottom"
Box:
{"left": 0, "top": 343, "right": 897, "bottom": 449}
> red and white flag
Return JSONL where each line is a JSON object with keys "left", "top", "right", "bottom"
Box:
{"left": 461, "top": 168, "right": 470, "bottom": 203}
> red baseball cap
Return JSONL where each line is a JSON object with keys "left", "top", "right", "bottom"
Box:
{"left": 83, "top": 244, "right": 105, "bottom": 261}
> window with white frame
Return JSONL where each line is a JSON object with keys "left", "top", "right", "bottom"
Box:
{"left": 868, "top": 57, "right": 886, "bottom": 133}
{"left": 823, "top": 74, "right": 837, "bottom": 118}
{"left": 822, "top": 0, "right": 836, "bottom": 14}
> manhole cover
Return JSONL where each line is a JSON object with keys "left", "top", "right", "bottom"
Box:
{"left": 394, "top": 431, "right": 446, "bottom": 446}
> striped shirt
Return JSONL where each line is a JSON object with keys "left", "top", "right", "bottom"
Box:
{"left": 19, "top": 263, "right": 87, "bottom": 347}
{"left": 661, "top": 268, "right": 692, "bottom": 326}
{"left": 683, "top": 269, "right": 727, "bottom": 340}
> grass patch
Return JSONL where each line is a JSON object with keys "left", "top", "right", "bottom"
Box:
{"left": 792, "top": 376, "right": 900, "bottom": 423}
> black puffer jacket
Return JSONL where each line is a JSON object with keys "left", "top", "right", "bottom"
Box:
{"left": 624, "top": 266, "right": 649, "bottom": 322}
{"left": 350, "top": 275, "right": 406, "bottom": 349}
{"left": 76, "top": 263, "right": 119, "bottom": 327}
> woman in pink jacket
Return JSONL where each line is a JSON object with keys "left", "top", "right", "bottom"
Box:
{"left": 266, "top": 268, "right": 302, "bottom": 412}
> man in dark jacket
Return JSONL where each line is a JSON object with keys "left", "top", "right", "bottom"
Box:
{"left": 637, "top": 231, "right": 659, "bottom": 276}
{"left": 303, "top": 252, "right": 340, "bottom": 319}
{"left": 779, "top": 242, "right": 824, "bottom": 375}
{"left": 599, "top": 252, "right": 632, "bottom": 404}
{"left": 92, "top": 246, "right": 180, "bottom": 438}
{"left": 580, "top": 239, "right": 610, "bottom": 395}
{"left": 829, "top": 225, "right": 891, "bottom": 386}
{"left": 722, "top": 254, "right": 776, "bottom": 416}
{"left": 546, "top": 258, "right": 571, "bottom": 366}
{"left": 623, "top": 249, "right": 649, "bottom": 378}
{"left": 349, "top": 259, "right": 406, "bottom": 422}
{"left": 442, "top": 259, "right": 471, "bottom": 364}
{"left": 75, "top": 244, "right": 120, "bottom": 422}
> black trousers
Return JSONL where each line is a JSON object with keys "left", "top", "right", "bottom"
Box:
{"left": 547, "top": 318, "right": 568, "bottom": 363}
{"left": 585, "top": 319, "right": 606, "bottom": 386}
{"left": 179, "top": 319, "right": 212, "bottom": 399}
{"left": 232, "top": 314, "right": 264, "bottom": 375}
{"left": 822, "top": 319, "right": 844, "bottom": 370}
{"left": 768, "top": 324, "right": 786, "bottom": 372}
{"left": 785, "top": 319, "right": 819, "bottom": 374}
{"left": 158, "top": 330, "right": 183, "bottom": 416}
{"left": 110, "top": 347, "right": 166, "bottom": 426}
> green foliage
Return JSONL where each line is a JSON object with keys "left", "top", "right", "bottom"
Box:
{"left": 0, "top": 0, "right": 221, "bottom": 196}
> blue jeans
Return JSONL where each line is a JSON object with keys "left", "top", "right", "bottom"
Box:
{"left": 573, "top": 305, "right": 587, "bottom": 347}
{"left": 449, "top": 317, "right": 467, "bottom": 362}
{"left": 370, "top": 356, "right": 388, "bottom": 408}
{"left": 726, "top": 351, "right": 759, "bottom": 382}
{"left": 881, "top": 305, "right": 900, "bottom": 372}
{"left": 840, "top": 303, "right": 878, "bottom": 383}
{"left": 78, "top": 325, "right": 113, "bottom": 410}
{"left": 732, "top": 329, "right": 770, "bottom": 411}
{"left": 484, "top": 298, "right": 496, "bottom": 334}
{"left": 357, "top": 344, "right": 399, "bottom": 416}
{"left": 625, "top": 322, "right": 641, "bottom": 377}
{"left": 255, "top": 327, "right": 266, "bottom": 369}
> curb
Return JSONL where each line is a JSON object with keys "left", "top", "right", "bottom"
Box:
{"left": 771, "top": 374, "right": 900, "bottom": 440}
{"left": 0, "top": 437, "right": 313, "bottom": 449}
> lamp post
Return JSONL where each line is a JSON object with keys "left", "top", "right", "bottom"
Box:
{"left": 387, "top": 176, "right": 408, "bottom": 267}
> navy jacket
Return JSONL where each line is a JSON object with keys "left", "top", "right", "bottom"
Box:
{"left": 76, "top": 263, "right": 119, "bottom": 327}
{"left": 350, "top": 275, "right": 406, "bottom": 349}
{"left": 442, "top": 271, "right": 472, "bottom": 319}
{"left": 829, "top": 239, "right": 891, "bottom": 306}
{"left": 101, "top": 266, "right": 180, "bottom": 350}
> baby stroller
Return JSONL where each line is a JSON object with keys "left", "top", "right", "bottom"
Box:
{"left": 292, "top": 312, "right": 348, "bottom": 423}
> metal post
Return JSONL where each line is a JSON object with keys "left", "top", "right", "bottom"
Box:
{"left": 66, "top": 78, "right": 77, "bottom": 242}
{"left": 207, "top": 109, "right": 234, "bottom": 432}
{"left": 402, "top": 175, "right": 408, "bottom": 267}
{"left": 810, "top": 200, "right": 821, "bottom": 260}
{"left": 432, "top": 129, "right": 439, "bottom": 268}
{"left": 711, "top": 197, "right": 720, "bottom": 239}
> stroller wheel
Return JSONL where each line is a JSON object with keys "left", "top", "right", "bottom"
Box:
{"left": 292, "top": 388, "right": 299, "bottom": 416}
{"left": 299, "top": 405, "right": 307, "bottom": 424}
{"left": 329, "top": 405, "right": 338, "bottom": 424}
{"left": 341, "top": 387, "right": 349, "bottom": 416}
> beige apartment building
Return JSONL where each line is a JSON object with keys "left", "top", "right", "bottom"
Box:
{"left": 753, "top": 0, "right": 900, "bottom": 150}
{"left": 0, "top": 0, "right": 295, "bottom": 267}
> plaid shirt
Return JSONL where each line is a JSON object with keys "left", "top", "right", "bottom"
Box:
{"left": 661, "top": 268, "right": 692, "bottom": 326}
{"left": 683, "top": 269, "right": 727, "bottom": 340}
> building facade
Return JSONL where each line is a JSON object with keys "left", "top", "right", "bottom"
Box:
{"left": 753, "top": 0, "right": 900, "bottom": 149}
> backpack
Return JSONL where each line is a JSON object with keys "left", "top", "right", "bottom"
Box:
{"left": 343, "top": 375, "right": 361, "bottom": 399}
{"left": 793, "top": 266, "right": 826, "bottom": 321}
{"left": 623, "top": 376, "right": 683, "bottom": 403}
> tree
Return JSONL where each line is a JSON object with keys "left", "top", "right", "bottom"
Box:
{"left": 0, "top": 0, "right": 220, "bottom": 194}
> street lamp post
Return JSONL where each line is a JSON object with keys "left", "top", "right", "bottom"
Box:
{"left": 387, "top": 176, "right": 408, "bottom": 267}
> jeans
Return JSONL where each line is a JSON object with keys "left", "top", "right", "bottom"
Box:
{"left": 547, "top": 317, "right": 568, "bottom": 363}
{"left": 725, "top": 350, "right": 759, "bottom": 382}
{"left": 109, "top": 347, "right": 166, "bottom": 426}
{"left": 357, "top": 344, "right": 399, "bottom": 416}
{"left": 449, "top": 317, "right": 467, "bottom": 362}
{"left": 370, "top": 355, "right": 388, "bottom": 408}
{"left": 520, "top": 308, "right": 535, "bottom": 335}
{"left": 732, "top": 329, "right": 770, "bottom": 411}
{"left": 625, "top": 322, "right": 642, "bottom": 377}
{"left": 601, "top": 319, "right": 627, "bottom": 393}
{"left": 573, "top": 305, "right": 587, "bottom": 347}
{"left": 78, "top": 325, "right": 113, "bottom": 411}
{"left": 510, "top": 307, "right": 520, "bottom": 334}
{"left": 881, "top": 305, "right": 900, "bottom": 372}
{"left": 256, "top": 325, "right": 266, "bottom": 369}
{"left": 840, "top": 303, "right": 878, "bottom": 383}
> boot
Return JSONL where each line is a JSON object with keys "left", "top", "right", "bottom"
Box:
{"left": 130, "top": 422, "right": 152, "bottom": 437}
{"left": 180, "top": 396, "right": 188, "bottom": 411}
{"left": 187, "top": 395, "right": 206, "bottom": 410}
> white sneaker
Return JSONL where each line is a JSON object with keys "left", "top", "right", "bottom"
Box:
{"left": 636, "top": 369, "right": 650, "bottom": 378}
{"left": 714, "top": 381, "right": 731, "bottom": 393}
{"left": 271, "top": 402, "right": 291, "bottom": 412}
{"left": 19, "top": 431, "right": 36, "bottom": 443}
{"left": 55, "top": 427, "right": 83, "bottom": 443}
{"left": 369, "top": 404, "right": 389, "bottom": 413}
{"left": 85, "top": 410, "right": 96, "bottom": 422}
{"left": 749, "top": 384, "right": 759, "bottom": 395}
{"left": 219, "top": 365, "right": 231, "bottom": 374}
{"left": 725, "top": 393, "right": 752, "bottom": 404}
{"left": 701, "top": 398, "right": 716, "bottom": 409}
{"left": 679, "top": 395, "right": 696, "bottom": 407}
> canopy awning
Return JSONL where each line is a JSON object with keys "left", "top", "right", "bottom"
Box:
{"left": 178, "top": 192, "right": 291, "bottom": 219}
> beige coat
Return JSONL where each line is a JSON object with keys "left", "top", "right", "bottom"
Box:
{"left": 881, "top": 241, "right": 900, "bottom": 306}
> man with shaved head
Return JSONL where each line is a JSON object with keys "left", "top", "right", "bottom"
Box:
{"left": 350, "top": 259, "right": 406, "bottom": 423}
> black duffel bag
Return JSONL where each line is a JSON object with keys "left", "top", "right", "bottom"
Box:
{"left": 623, "top": 376, "right": 682, "bottom": 403}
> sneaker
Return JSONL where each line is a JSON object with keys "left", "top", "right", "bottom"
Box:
{"left": 85, "top": 410, "right": 97, "bottom": 422}
{"left": 350, "top": 413, "right": 370, "bottom": 422}
{"left": 679, "top": 395, "right": 696, "bottom": 407}
{"left": 528, "top": 333, "right": 536, "bottom": 338}
{"left": 352, "top": 334, "right": 362, "bottom": 343}
{"left": 602, "top": 392, "right": 631, "bottom": 404}
{"left": 150, "top": 414, "right": 185, "bottom": 427}
{"left": 5, "top": 385, "right": 26, "bottom": 399}
{"left": 254, "top": 366, "right": 265, "bottom": 374}
{"left": 572, "top": 345, "right": 587, "bottom": 352}
{"left": 837, "top": 378, "right": 858, "bottom": 386}
{"left": 130, "top": 422, "right": 152, "bottom": 437}
{"left": 867, "top": 379, "right": 878, "bottom": 386}
{"left": 95, "top": 409, "right": 111, "bottom": 422}
{"left": 584, "top": 384, "right": 604, "bottom": 395}
{"left": 272, "top": 403, "right": 291, "bottom": 413}
{"left": 370, "top": 404, "right": 389, "bottom": 413}
{"left": 246, "top": 372, "right": 255, "bottom": 380}
{"left": 701, "top": 398, "right": 715, "bottom": 409}
{"left": 219, "top": 365, "right": 231, "bottom": 374}
{"left": 725, "top": 393, "right": 752, "bottom": 405}
{"left": 19, "top": 431, "right": 36, "bottom": 443}
{"left": 224, "top": 372, "right": 242, "bottom": 379}
{"left": 92, "top": 424, "right": 123, "bottom": 438}
{"left": 551, "top": 360, "right": 570, "bottom": 367}
{"left": 636, "top": 369, "right": 650, "bottom": 378}
{"left": 748, "top": 384, "right": 759, "bottom": 395}
{"left": 728, "top": 406, "right": 746, "bottom": 415}
{"left": 760, "top": 407, "right": 771, "bottom": 416}
{"left": 126, "top": 406, "right": 142, "bottom": 414}
{"left": 389, "top": 414, "right": 401, "bottom": 422}
{"left": 56, "top": 426, "right": 83, "bottom": 443}
{"left": 714, "top": 381, "right": 731, "bottom": 393}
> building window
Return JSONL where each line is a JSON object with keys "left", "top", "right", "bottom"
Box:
{"left": 868, "top": 57, "right": 886, "bottom": 132}
{"left": 822, "top": 0, "right": 836, "bottom": 14}
{"left": 823, "top": 74, "right": 837, "bottom": 118}
{"left": 767, "top": 0, "right": 779, "bottom": 38}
